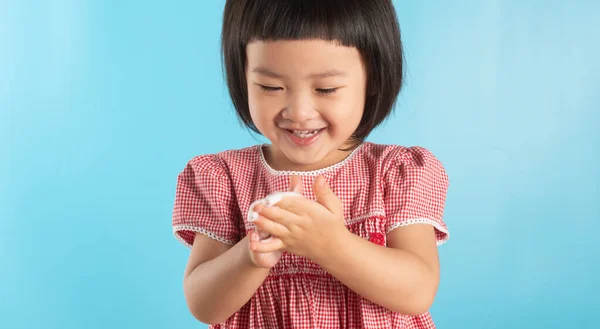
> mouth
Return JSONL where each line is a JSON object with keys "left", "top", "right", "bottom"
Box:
{"left": 286, "top": 129, "right": 323, "bottom": 138}
{"left": 282, "top": 128, "right": 326, "bottom": 146}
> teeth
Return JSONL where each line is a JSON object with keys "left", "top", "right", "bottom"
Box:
{"left": 292, "top": 129, "right": 320, "bottom": 138}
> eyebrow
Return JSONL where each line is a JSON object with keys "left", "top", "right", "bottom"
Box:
{"left": 251, "top": 67, "right": 347, "bottom": 79}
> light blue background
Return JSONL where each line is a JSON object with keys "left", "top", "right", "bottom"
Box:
{"left": 2, "top": 1, "right": 599, "bottom": 328}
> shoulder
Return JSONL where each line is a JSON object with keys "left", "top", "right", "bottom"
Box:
{"left": 360, "top": 142, "right": 448, "bottom": 180}
{"left": 360, "top": 142, "right": 443, "bottom": 166}
{"left": 184, "top": 145, "right": 261, "bottom": 175}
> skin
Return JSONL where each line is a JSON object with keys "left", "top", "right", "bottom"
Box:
{"left": 182, "top": 40, "right": 440, "bottom": 325}
{"left": 246, "top": 39, "right": 366, "bottom": 172}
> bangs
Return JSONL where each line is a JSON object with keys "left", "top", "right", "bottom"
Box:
{"left": 239, "top": 0, "right": 368, "bottom": 48}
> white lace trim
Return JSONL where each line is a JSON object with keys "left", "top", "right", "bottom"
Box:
{"left": 242, "top": 212, "right": 385, "bottom": 230}
{"left": 173, "top": 225, "right": 235, "bottom": 248}
{"left": 257, "top": 143, "right": 365, "bottom": 176}
{"left": 344, "top": 211, "right": 385, "bottom": 226}
{"left": 270, "top": 267, "right": 327, "bottom": 276}
{"left": 386, "top": 218, "right": 450, "bottom": 246}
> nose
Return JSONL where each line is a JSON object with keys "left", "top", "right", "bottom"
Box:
{"left": 281, "top": 92, "right": 319, "bottom": 122}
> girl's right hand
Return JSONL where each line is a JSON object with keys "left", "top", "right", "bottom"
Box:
{"left": 247, "top": 229, "right": 283, "bottom": 268}
{"left": 247, "top": 175, "right": 303, "bottom": 268}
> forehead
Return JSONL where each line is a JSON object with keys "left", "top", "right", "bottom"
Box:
{"left": 246, "top": 39, "right": 364, "bottom": 77}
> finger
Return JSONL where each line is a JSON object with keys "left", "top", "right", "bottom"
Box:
{"left": 256, "top": 228, "right": 271, "bottom": 240}
{"left": 289, "top": 175, "right": 303, "bottom": 195}
{"left": 250, "top": 236, "right": 285, "bottom": 253}
{"left": 313, "top": 175, "right": 343, "bottom": 215}
{"left": 275, "top": 195, "right": 322, "bottom": 216}
{"left": 254, "top": 216, "right": 290, "bottom": 237}
{"left": 255, "top": 204, "right": 299, "bottom": 225}
{"left": 250, "top": 230, "right": 259, "bottom": 242}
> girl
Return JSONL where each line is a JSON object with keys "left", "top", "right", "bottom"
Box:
{"left": 172, "top": 0, "right": 450, "bottom": 328}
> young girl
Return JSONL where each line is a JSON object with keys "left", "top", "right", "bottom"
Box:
{"left": 172, "top": 1, "right": 450, "bottom": 328}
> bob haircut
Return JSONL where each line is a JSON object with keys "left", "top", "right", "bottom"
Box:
{"left": 221, "top": 0, "right": 404, "bottom": 147}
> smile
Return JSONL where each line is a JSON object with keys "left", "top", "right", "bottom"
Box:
{"left": 289, "top": 129, "right": 322, "bottom": 138}
{"left": 283, "top": 128, "right": 325, "bottom": 146}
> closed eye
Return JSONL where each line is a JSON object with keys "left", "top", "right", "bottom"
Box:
{"left": 316, "top": 88, "right": 338, "bottom": 95}
{"left": 259, "top": 85, "right": 282, "bottom": 93}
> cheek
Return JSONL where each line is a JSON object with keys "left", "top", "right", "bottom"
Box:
{"left": 248, "top": 93, "right": 282, "bottom": 129}
{"left": 326, "top": 93, "right": 364, "bottom": 130}
{"left": 247, "top": 95, "right": 260, "bottom": 124}
{"left": 346, "top": 88, "right": 366, "bottom": 127}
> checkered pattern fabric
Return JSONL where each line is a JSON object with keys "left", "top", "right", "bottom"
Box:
{"left": 172, "top": 142, "right": 449, "bottom": 329}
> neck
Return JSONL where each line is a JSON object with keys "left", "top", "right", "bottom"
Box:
{"left": 263, "top": 142, "right": 362, "bottom": 172}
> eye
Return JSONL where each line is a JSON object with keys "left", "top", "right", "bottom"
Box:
{"left": 259, "top": 85, "right": 283, "bottom": 93}
{"left": 316, "top": 88, "right": 338, "bottom": 95}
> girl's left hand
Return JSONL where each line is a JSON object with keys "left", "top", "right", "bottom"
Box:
{"left": 250, "top": 175, "right": 348, "bottom": 261}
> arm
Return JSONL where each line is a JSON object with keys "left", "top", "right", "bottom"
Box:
{"left": 183, "top": 233, "right": 270, "bottom": 325}
{"left": 313, "top": 224, "right": 440, "bottom": 316}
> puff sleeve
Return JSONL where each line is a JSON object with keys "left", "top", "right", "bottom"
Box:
{"left": 172, "top": 154, "right": 242, "bottom": 247}
{"left": 383, "top": 147, "right": 450, "bottom": 245}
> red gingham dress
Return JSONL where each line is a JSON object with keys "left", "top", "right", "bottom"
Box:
{"left": 172, "top": 142, "right": 450, "bottom": 329}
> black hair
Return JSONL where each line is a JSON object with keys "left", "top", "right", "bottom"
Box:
{"left": 221, "top": 0, "right": 404, "bottom": 147}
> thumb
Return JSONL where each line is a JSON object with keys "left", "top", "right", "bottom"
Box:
{"left": 289, "top": 175, "right": 303, "bottom": 195}
{"left": 313, "top": 176, "right": 342, "bottom": 215}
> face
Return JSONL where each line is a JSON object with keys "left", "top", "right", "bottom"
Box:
{"left": 246, "top": 39, "right": 367, "bottom": 172}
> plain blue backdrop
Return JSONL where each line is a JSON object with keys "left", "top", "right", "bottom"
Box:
{"left": 2, "top": 1, "right": 599, "bottom": 328}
